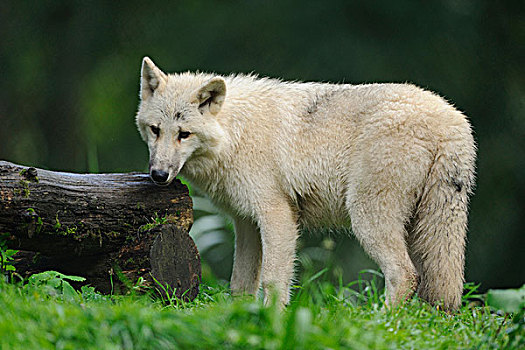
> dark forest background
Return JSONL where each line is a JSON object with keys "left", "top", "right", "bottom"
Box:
{"left": 0, "top": 0, "right": 523, "bottom": 291}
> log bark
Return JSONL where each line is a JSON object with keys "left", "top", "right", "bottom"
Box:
{"left": 0, "top": 160, "right": 200, "bottom": 300}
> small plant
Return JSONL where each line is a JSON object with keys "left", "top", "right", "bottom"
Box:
{"left": 79, "top": 284, "right": 107, "bottom": 303}
{"left": 53, "top": 213, "right": 62, "bottom": 230}
{"left": 151, "top": 275, "right": 186, "bottom": 309}
{"left": 138, "top": 212, "right": 170, "bottom": 232}
{"left": 0, "top": 233, "right": 18, "bottom": 281}
{"left": 25, "top": 208, "right": 44, "bottom": 233}
{"left": 24, "top": 270, "right": 86, "bottom": 301}
{"left": 0, "top": 249, "right": 18, "bottom": 279}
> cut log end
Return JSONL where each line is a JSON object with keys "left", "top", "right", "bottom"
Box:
{"left": 150, "top": 224, "right": 201, "bottom": 300}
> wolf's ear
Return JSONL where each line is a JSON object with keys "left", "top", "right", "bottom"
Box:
{"left": 140, "top": 57, "right": 167, "bottom": 100}
{"left": 193, "top": 77, "right": 226, "bottom": 115}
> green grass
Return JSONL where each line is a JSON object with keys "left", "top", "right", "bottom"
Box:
{"left": 0, "top": 272, "right": 522, "bottom": 349}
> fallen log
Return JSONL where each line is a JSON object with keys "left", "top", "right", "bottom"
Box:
{"left": 0, "top": 160, "right": 200, "bottom": 300}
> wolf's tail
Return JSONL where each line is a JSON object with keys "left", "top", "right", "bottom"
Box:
{"left": 408, "top": 119, "right": 476, "bottom": 311}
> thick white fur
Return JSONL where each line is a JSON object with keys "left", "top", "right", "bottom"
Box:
{"left": 136, "top": 57, "right": 476, "bottom": 310}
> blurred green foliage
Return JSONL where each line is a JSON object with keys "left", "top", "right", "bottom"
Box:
{"left": 1, "top": 272, "right": 518, "bottom": 349}
{"left": 0, "top": 0, "right": 523, "bottom": 290}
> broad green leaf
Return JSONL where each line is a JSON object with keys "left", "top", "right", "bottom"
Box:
{"left": 61, "top": 280, "right": 79, "bottom": 301}
{"left": 486, "top": 285, "right": 525, "bottom": 313}
{"left": 54, "top": 271, "right": 86, "bottom": 282}
{"left": 28, "top": 271, "right": 58, "bottom": 283}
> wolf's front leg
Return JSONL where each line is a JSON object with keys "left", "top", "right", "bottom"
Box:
{"left": 256, "top": 198, "right": 299, "bottom": 307}
{"left": 230, "top": 217, "right": 262, "bottom": 296}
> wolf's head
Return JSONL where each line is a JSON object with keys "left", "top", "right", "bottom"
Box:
{"left": 135, "top": 57, "right": 227, "bottom": 186}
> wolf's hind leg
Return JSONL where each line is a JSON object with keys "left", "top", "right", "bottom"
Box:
{"left": 349, "top": 193, "right": 418, "bottom": 307}
{"left": 231, "top": 217, "right": 263, "bottom": 296}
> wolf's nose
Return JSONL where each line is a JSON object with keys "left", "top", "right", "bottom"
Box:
{"left": 150, "top": 169, "right": 169, "bottom": 184}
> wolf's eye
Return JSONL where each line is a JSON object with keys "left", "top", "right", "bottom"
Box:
{"left": 178, "top": 131, "right": 191, "bottom": 140}
{"left": 150, "top": 125, "right": 160, "bottom": 136}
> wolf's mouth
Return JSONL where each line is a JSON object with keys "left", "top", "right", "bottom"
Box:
{"left": 151, "top": 178, "right": 172, "bottom": 186}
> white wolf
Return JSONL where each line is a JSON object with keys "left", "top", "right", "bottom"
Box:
{"left": 135, "top": 57, "right": 476, "bottom": 310}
